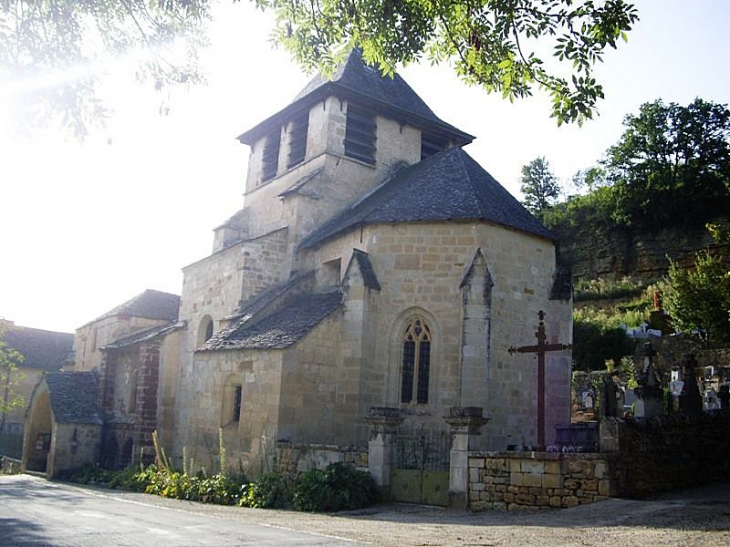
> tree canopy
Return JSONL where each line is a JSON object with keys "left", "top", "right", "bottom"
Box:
{"left": 0, "top": 325, "right": 25, "bottom": 416}
{"left": 545, "top": 98, "right": 730, "bottom": 234}
{"left": 0, "top": 0, "right": 210, "bottom": 136}
{"left": 1, "top": 1, "right": 638, "bottom": 134}
{"left": 520, "top": 156, "right": 560, "bottom": 219}
{"left": 261, "top": 0, "right": 639, "bottom": 125}
{"left": 605, "top": 98, "right": 730, "bottom": 228}
{"left": 664, "top": 226, "right": 730, "bottom": 344}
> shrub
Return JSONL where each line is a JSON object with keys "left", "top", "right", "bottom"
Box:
{"left": 62, "top": 461, "right": 380, "bottom": 513}
{"left": 292, "top": 462, "right": 379, "bottom": 512}
{"left": 239, "top": 471, "right": 292, "bottom": 509}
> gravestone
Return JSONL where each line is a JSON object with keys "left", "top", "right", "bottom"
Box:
{"left": 718, "top": 385, "right": 730, "bottom": 410}
{"left": 582, "top": 391, "right": 595, "bottom": 411}
{"left": 704, "top": 388, "right": 720, "bottom": 410}
{"left": 633, "top": 342, "right": 664, "bottom": 418}
{"left": 678, "top": 354, "right": 703, "bottom": 414}
{"left": 602, "top": 375, "right": 619, "bottom": 418}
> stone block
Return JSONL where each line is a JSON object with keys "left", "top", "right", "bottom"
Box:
{"left": 562, "top": 496, "right": 579, "bottom": 508}
{"left": 515, "top": 493, "right": 535, "bottom": 505}
{"left": 510, "top": 472, "right": 524, "bottom": 486}
{"left": 521, "top": 459, "right": 544, "bottom": 474}
{"left": 542, "top": 473, "right": 561, "bottom": 488}
{"left": 486, "top": 458, "right": 507, "bottom": 473}
{"left": 536, "top": 495, "right": 550, "bottom": 506}
{"left": 598, "top": 479, "right": 616, "bottom": 497}
{"left": 523, "top": 473, "right": 542, "bottom": 487}
{"left": 544, "top": 460, "right": 561, "bottom": 475}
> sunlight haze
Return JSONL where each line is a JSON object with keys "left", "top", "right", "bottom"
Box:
{"left": 1, "top": 1, "right": 729, "bottom": 333}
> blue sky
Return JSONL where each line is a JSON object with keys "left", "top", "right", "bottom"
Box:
{"left": 2, "top": 0, "right": 729, "bottom": 332}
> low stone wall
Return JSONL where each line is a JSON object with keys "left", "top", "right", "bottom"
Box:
{"left": 469, "top": 411, "right": 730, "bottom": 510}
{"left": 468, "top": 451, "right": 615, "bottom": 511}
{"left": 600, "top": 411, "right": 730, "bottom": 497}
{"left": 275, "top": 441, "right": 368, "bottom": 475}
{"left": 0, "top": 455, "right": 22, "bottom": 474}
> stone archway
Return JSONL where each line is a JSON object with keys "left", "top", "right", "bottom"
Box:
{"left": 23, "top": 389, "right": 53, "bottom": 473}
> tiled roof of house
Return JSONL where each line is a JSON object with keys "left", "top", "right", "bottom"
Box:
{"left": 200, "top": 291, "right": 342, "bottom": 351}
{"left": 299, "top": 147, "right": 554, "bottom": 249}
{"left": 92, "top": 290, "right": 180, "bottom": 324}
{"left": 45, "top": 372, "right": 102, "bottom": 424}
{"left": 3, "top": 326, "right": 74, "bottom": 372}
{"left": 103, "top": 321, "right": 185, "bottom": 350}
{"left": 237, "top": 49, "right": 473, "bottom": 146}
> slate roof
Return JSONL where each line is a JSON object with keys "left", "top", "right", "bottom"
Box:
{"left": 103, "top": 321, "right": 185, "bottom": 350}
{"left": 45, "top": 372, "right": 102, "bottom": 424}
{"left": 350, "top": 249, "right": 381, "bottom": 290}
{"left": 200, "top": 291, "right": 342, "bottom": 351}
{"left": 224, "top": 270, "right": 316, "bottom": 323}
{"left": 237, "top": 49, "right": 473, "bottom": 146}
{"left": 299, "top": 147, "right": 555, "bottom": 249}
{"left": 91, "top": 290, "right": 180, "bottom": 324}
{"left": 3, "top": 326, "right": 74, "bottom": 372}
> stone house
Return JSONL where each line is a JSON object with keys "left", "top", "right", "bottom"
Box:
{"left": 22, "top": 50, "right": 572, "bottom": 491}
{"left": 0, "top": 322, "right": 74, "bottom": 460}
{"left": 22, "top": 290, "right": 183, "bottom": 475}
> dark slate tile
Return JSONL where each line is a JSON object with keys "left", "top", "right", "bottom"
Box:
{"left": 299, "top": 147, "right": 554, "bottom": 249}
{"left": 45, "top": 372, "right": 102, "bottom": 424}
{"left": 3, "top": 326, "right": 74, "bottom": 372}
{"left": 201, "top": 292, "right": 342, "bottom": 351}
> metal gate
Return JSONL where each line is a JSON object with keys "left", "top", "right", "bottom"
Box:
{"left": 391, "top": 428, "right": 450, "bottom": 506}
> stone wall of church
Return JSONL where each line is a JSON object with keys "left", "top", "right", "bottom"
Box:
{"left": 180, "top": 227, "right": 289, "bottom": 348}
{"left": 242, "top": 98, "right": 421, "bottom": 249}
{"left": 277, "top": 309, "right": 365, "bottom": 447}
{"left": 299, "top": 220, "right": 572, "bottom": 450}
{"left": 175, "top": 349, "right": 284, "bottom": 475}
{"left": 74, "top": 315, "right": 168, "bottom": 372}
{"left": 156, "top": 330, "right": 183, "bottom": 452}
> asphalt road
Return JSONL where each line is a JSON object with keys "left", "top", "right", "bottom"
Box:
{"left": 2, "top": 474, "right": 730, "bottom": 547}
{"left": 0, "top": 475, "right": 364, "bottom": 546}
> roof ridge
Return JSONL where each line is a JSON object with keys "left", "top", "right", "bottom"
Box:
{"left": 455, "top": 148, "right": 489, "bottom": 218}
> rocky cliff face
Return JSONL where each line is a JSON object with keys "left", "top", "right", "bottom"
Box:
{"left": 558, "top": 219, "right": 729, "bottom": 282}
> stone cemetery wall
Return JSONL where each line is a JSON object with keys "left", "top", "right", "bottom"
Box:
{"left": 468, "top": 452, "right": 616, "bottom": 511}
{"left": 275, "top": 441, "right": 368, "bottom": 476}
{"left": 468, "top": 411, "right": 730, "bottom": 510}
{"left": 600, "top": 411, "right": 730, "bottom": 497}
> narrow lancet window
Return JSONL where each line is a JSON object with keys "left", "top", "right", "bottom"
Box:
{"left": 400, "top": 318, "right": 431, "bottom": 404}
{"left": 344, "top": 104, "right": 376, "bottom": 164}
{"left": 261, "top": 130, "right": 281, "bottom": 182}
{"left": 287, "top": 112, "right": 308, "bottom": 168}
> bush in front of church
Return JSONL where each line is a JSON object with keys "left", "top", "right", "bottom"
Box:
{"left": 291, "top": 462, "right": 380, "bottom": 512}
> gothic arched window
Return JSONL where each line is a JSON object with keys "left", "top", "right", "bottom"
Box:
{"left": 400, "top": 318, "right": 432, "bottom": 405}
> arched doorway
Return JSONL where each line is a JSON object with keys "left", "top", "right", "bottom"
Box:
{"left": 23, "top": 390, "right": 53, "bottom": 473}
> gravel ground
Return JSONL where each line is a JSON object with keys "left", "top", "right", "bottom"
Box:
{"left": 66, "top": 479, "right": 730, "bottom": 547}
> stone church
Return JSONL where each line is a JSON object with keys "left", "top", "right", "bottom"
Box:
{"left": 23, "top": 50, "right": 572, "bottom": 483}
